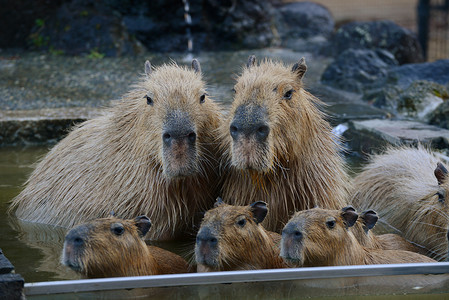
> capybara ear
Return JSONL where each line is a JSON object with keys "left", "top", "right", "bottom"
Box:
{"left": 145, "top": 60, "right": 152, "bottom": 77}
{"left": 435, "top": 162, "right": 448, "bottom": 185}
{"left": 247, "top": 55, "right": 256, "bottom": 68}
{"left": 250, "top": 201, "right": 268, "bottom": 224}
{"left": 341, "top": 208, "right": 358, "bottom": 228}
{"left": 360, "top": 210, "right": 378, "bottom": 231}
{"left": 214, "top": 197, "right": 224, "bottom": 207}
{"left": 135, "top": 215, "right": 152, "bottom": 237}
{"left": 192, "top": 59, "right": 201, "bottom": 74}
{"left": 291, "top": 57, "right": 307, "bottom": 80}
{"left": 341, "top": 205, "right": 356, "bottom": 213}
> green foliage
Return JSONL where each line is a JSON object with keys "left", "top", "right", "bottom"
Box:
{"left": 35, "top": 18, "right": 45, "bottom": 27}
{"left": 30, "top": 33, "right": 49, "bottom": 48}
{"left": 87, "top": 49, "right": 105, "bottom": 59}
{"left": 49, "top": 47, "right": 64, "bottom": 56}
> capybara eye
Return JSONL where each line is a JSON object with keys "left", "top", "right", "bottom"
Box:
{"left": 236, "top": 218, "right": 246, "bottom": 227}
{"left": 326, "top": 220, "right": 336, "bottom": 229}
{"left": 200, "top": 94, "right": 206, "bottom": 104}
{"left": 111, "top": 223, "right": 125, "bottom": 236}
{"left": 145, "top": 95, "right": 153, "bottom": 106}
{"left": 436, "top": 191, "right": 446, "bottom": 203}
{"left": 283, "top": 89, "right": 295, "bottom": 100}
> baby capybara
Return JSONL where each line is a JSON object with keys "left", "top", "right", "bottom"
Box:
{"left": 349, "top": 207, "right": 423, "bottom": 253}
{"left": 219, "top": 56, "right": 350, "bottom": 232}
{"left": 280, "top": 207, "right": 436, "bottom": 267}
{"left": 351, "top": 146, "right": 449, "bottom": 260}
{"left": 62, "top": 215, "right": 190, "bottom": 278}
{"left": 10, "top": 60, "right": 222, "bottom": 240}
{"left": 195, "top": 199, "right": 286, "bottom": 272}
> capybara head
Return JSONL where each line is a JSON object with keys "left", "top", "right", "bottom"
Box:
{"left": 195, "top": 199, "right": 275, "bottom": 271}
{"left": 280, "top": 207, "right": 358, "bottom": 267}
{"left": 130, "top": 59, "right": 220, "bottom": 178}
{"left": 62, "top": 215, "right": 153, "bottom": 277}
{"left": 410, "top": 162, "right": 449, "bottom": 259}
{"left": 221, "top": 55, "right": 309, "bottom": 172}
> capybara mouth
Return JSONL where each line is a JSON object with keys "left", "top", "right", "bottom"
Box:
{"left": 231, "top": 139, "right": 270, "bottom": 172}
{"left": 65, "top": 260, "right": 82, "bottom": 272}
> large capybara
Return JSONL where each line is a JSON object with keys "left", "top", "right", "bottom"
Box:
{"left": 9, "top": 60, "right": 222, "bottom": 240}
{"left": 280, "top": 207, "right": 436, "bottom": 267}
{"left": 351, "top": 146, "right": 449, "bottom": 261}
{"left": 62, "top": 215, "right": 190, "bottom": 278}
{"left": 219, "top": 55, "right": 350, "bottom": 231}
{"left": 348, "top": 207, "right": 423, "bottom": 253}
{"left": 195, "top": 198, "right": 287, "bottom": 272}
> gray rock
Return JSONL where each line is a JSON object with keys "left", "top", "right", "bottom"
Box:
{"left": 275, "top": 1, "right": 334, "bottom": 51}
{"left": 386, "top": 59, "right": 449, "bottom": 89}
{"left": 323, "top": 20, "right": 423, "bottom": 65}
{"left": 33, "top": 0, "right": 144, "bottom": 56}
{"left": 365, "top": 80, "right": 448, "bottom": 119}
{"left": 344, "top": 119, "right": 449, "bottom": 156}
{"left": 429, "top": 101, "right": 449, "bottom": 129}
{"left": 321, "top": 49, "right": 398, "bottom": 93}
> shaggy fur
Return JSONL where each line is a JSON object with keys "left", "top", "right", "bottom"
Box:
{"left": 351, "top": 146, "right": 449, "bottom": 261}
{"left": 10, "top": 60, "right": 222, "bottom": 240}
{"left": 280, "top": 208, "right": 436, "bottom": 267}
{"left": 61, "top": 216, "right": 190, "bottom": 278}
{"left": 195, "top": 200, "right": 286, "bottom": 272}
{"left": 219, "top": 56, "right": 350, "bottom": 232}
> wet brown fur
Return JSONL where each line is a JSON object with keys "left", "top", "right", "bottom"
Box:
{"left": 195, "top": 202, "right": 286, "bottom": 272}
{"left": 281, "top": 208, "right": 436, "bottom": 267}
{"left": 219, "top": 57, "right": 350, "bottom": 231}
{"left": 10, "top": 61, "right": 222, "bottom": 240}
{"left": 351, "top": 146, "right": 449, "bottom": 260}
{"left": 61, "top": 216, "right": 190, "bottom": 278}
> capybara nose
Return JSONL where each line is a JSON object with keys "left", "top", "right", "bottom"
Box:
{"left": 282, "top": 223, "right": 303, "bottom": 241}
{"left": 163, "top": 110, "right": 196, "bottom": 147}
{"left": 65, "top": 225, "right": 90, "bottom": 248}
{"left": 163, "top": 130, "right": 196, "bottom": 146}
{"left": 196, "top": 228, "right": 218, "bottom": 247}
{"left": 230, "top": 121, "right": 270, "bottom": 142}
{"left": 231, "top": 105, "right": 269, "bottom": 141}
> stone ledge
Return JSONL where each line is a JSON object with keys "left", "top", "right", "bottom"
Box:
{"left": 0, "top": 249, "right": 14, "bottom": 275}
{"left": 344, "top": 119, "right": 449, "bottom": 156}
{"left": 0, "top": 107, "right": 103, "bottom": 146}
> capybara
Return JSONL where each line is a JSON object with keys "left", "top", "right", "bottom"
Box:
{"left": 195, "top": 198, "right": 286, "bottom": 272}
{"left": 280, "top": 207, "right": 436, "bottom": 267}
{"left": 351, "top": 146, "right": 449, "bottom": 260}
{"left": 9, "top": 59, "right": 222, "bottom": 240}
{"left": 349, "top": 207, "right": 423, "bottom": 253}
{"left": 219, "top": 55, "right": 350, "bottom": 231}
{"left": 62, "top": 215, "right": 190, "bottom": 278}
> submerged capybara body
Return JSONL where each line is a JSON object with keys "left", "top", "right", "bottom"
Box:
{"left": 219, "top": 56, "right": 350, "bottom": 231}
{"left": 351, "top": 208, "right": 423, "bottom": 253}
{"left": 10, "top": 60, "right": 222, "bottom": 240}
{"left": 195, "top": 199, "right": 286, "bottom": 272}
{"left": 351, "top": 146, "right": 449, "bottom": 260}
{"left": 280, "top": 207, "right": 436, "bottom": 267}
{"left": 62, "top": 215, "right": 190, "bottom": 278}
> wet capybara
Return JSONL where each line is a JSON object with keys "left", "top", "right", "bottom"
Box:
{"left": 349, "top": 207, "right": 423, "bottom": 253}
{"left": 62, "top": 215, "right": 190, "bottom": 278}
{"left": 10, "top": 60, "right": 222, "bottom": 240}
{"left": 351, "top": 146, "right": 449, "bottom": 260}
{"left": 280, "top": 207, "right": 436, "bottom": 267}
{"left": 219, "top": 56, "right": 350, "bottom": 231}
{"left": 195, "top": 199, "right": 286, "bottom": 272}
